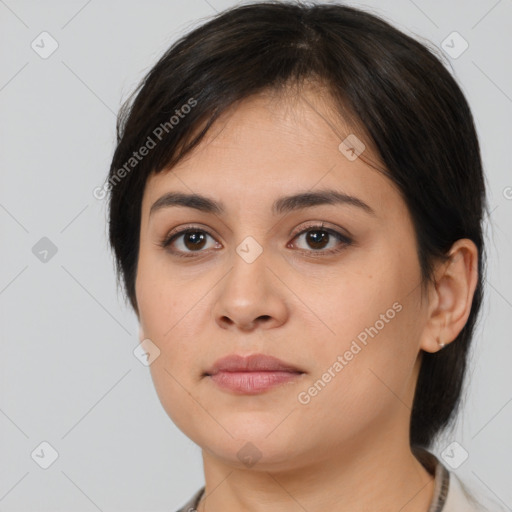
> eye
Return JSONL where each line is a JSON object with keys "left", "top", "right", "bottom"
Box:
{"left": 288, "top": 223, "right": 352, "bottom": 256}
{"left": 159, "top": 227, "right": 220, "bottom": 258}
{"left": 159, "top": 222, "right": 352, "bottom": 259}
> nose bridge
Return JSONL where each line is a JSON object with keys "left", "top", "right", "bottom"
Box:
{"left": 225, "top": 237, "right": 270, "bottom": 304}
{"left": 212, "top": 234, "right": 288, "bottom": 330}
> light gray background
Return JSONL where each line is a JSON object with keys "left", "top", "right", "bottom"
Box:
{"left": 1, "top": 0, "right": 511, "bottom": 511}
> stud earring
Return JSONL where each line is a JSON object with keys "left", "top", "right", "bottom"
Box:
{"left": 438, "top": 336, "right": 445, "bottom": 349}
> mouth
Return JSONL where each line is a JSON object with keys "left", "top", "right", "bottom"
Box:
{"left": 204, "top": 353, "right": 305, "bottom": 395}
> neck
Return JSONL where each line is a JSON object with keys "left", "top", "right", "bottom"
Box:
{"left": 197, "top": 430, "right": 435, "bottom": 512}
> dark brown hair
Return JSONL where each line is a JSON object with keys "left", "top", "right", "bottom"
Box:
{"left": 105, "top": 1, "right": 488, "bottom": 449}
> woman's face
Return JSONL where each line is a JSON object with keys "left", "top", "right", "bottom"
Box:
{"left": 136, "top": 90, "right": 431, "bottom": 470}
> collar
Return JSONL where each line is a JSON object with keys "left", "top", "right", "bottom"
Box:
{"left": 412, "top": 445, "right": 450, "bottom": 511}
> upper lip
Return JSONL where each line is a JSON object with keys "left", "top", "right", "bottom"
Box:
{"left": 204, "top": 353, "right": 304, "bottom": 376}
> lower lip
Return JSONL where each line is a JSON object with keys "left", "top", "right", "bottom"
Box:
{"left": 208, "top": 371, "right": 303, "bottom": 394}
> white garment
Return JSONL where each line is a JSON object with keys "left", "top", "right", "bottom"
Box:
{"left": 443, "top": 471, "right": 506, "bottom": 512}
{"left": 443, "top": 472, "right": 481, "bottom": 511}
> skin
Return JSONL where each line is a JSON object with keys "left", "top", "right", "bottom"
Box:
{"left": 135, "top": 86, "right": 478, "bottom": 512}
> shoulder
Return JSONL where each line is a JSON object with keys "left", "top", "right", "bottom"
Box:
{"left": 174, "top": 487, "right": 205, "bottom": 512}
{"left": 444, "top": 472, "right": 507, "bottom": 512}
{"left": 444, "top": 471, "right": 485, "bottom": 511}
{"left": 412, "top": 445, "right": 506, "bottom": 512}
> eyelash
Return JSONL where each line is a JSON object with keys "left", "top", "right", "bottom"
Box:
{"left": 159, "top": 222, "right": 353, "bottom": 259}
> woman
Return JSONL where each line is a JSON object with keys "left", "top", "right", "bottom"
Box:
{"left": 105, "top": 2, "right": 503, "bottom": 510}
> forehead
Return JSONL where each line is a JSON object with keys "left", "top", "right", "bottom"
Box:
{"left": 142, "top": 89, "right": 398, "bottom": 218}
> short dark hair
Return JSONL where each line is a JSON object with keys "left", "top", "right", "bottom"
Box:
{"left": 106, "top": 1, "right": 488, "bottom": 449}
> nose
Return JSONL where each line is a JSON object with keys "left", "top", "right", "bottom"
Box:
{"left": 211, "top": 247, "right": 289, "bottom": 332}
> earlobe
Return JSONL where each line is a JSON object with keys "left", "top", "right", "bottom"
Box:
{"left": 138, "top": 325, "right": 145, "bottom": 342}
{"left": 420, "top": 238, "right": 479, "bottom": 353}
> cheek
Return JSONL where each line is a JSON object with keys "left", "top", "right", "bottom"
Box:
{"left": 297, "top": 309, "right": 419, "bottom": 438}
{"left": 148, "top": 360, "right": 205, "bottom": 444}
{"left": 136, "top": 254, "right": 212, "bottom": 377}
{"left": 290, "top": 265, "right": 397, "bottom": 349}
{"left": 136, "top": 249, "right": 190, "bottom": 337}
{"left": 299, "top": 262, "right": 421, "bottom": 410}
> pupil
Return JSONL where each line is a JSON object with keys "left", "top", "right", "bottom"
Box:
{"left": 307, "top": 230, "right": 328, "bottom": 249}
{"left": 185, "top": 232, "right": 206, "bottom": 250}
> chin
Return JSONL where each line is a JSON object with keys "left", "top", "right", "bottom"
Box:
{"left": 202, "top": 437, "right": 304, "bottom": 472}
{"left": 195, "top": 424, "right": 308, "bottom": 469}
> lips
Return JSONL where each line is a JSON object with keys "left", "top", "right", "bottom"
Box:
{"left": 204, "top": 353, "right": 304, "bottom": 376}
{"left": 204, "top": 353, "right": 305, "bottom": 394}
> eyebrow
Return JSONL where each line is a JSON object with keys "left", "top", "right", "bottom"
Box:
{"left": 149, "top": 189, "right": 376, "bottom": 217}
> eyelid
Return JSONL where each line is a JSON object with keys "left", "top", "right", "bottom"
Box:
{"left": 163, "top": 223, "right": 219, "bottom": 243}
{"left": 289, "top": 220, "right": 352, "bottom": 240}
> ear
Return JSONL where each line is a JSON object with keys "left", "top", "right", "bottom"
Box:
{"left": 138, "top": 324, "right": 146, "bottom": 342}
{"left": 420, "top": 239, "right": 479, "bottom": 353}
